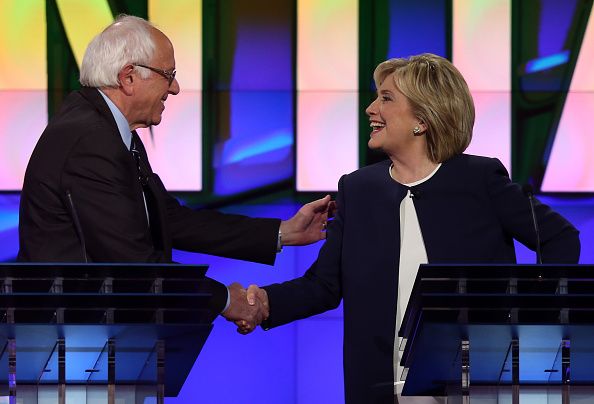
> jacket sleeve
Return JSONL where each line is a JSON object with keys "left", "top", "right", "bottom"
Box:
{"left": 262, "top": 176, "right": 346, "bottom": 329}
{"left": 154, "top": 175, "right": 281, "bottom": 265}
{"left": 486, "top": 158, "right": 580, "bottom": 263}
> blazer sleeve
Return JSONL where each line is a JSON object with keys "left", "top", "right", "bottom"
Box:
{"left": 153, "top": 174, "right": 281, "bottom": 265}
{"left": 486, "top": 158, "right": 580, "bottom": 263}
{"left": 262, "top": 176, "right": 346, "bottom": 328}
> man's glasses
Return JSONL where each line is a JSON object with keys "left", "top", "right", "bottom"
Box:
{"left": 133, "top": 64, "right": 176, "bottom": 86}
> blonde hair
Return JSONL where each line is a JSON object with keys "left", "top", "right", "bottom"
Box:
{"left": 373, "top": 53, "right": 475, "bottom": 162}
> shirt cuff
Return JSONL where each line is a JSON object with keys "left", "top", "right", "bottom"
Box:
{"left": 221, "top": 286, "right": 231, "bottom": 313}
{"left": 276, "top": 229, "right": 283, "bottom": 253}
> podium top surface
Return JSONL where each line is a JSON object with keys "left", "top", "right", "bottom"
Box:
{"left": 0, "top": 262, "right": 216, "bottom": 326}
{"left": 0, "top": 262, "right": 208, "bottom": 280}
{"left": 410, "top": 263, "right": 592, "bottom": 280}
{"left": 401, "top": 264, "right": 594, "bottom": 336}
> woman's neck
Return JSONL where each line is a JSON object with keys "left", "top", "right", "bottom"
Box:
{"left": 389, "top": 155, "right": 439, "bottom": 184}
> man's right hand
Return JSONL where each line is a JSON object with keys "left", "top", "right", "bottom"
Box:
{"left": 222, "top": 282, "right": 268, "bottom": 333}
{"left": 234, "top": 284, "right": 269, "bottom": 335}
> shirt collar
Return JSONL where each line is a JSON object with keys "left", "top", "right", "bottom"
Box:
{"left": 98, "top": 89, "right": 133, "bottom": 150}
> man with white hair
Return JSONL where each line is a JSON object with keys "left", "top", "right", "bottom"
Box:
{"left": 18, "top": 15, "right": 330, "bottom": 325}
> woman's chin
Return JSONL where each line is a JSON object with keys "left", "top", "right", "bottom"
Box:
{"left": 368, "top": 138, "right": 381, "bottom": 150}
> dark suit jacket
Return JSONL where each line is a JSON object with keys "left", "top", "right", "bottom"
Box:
{"left": 18, "top": 87, "right": 280, "bottom": 312}
{"left": 264, "top": 155, "right": 580, "bottom": 404}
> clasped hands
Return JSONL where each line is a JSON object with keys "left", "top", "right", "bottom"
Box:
{"left": 221, "top": 195, "right": 335, "bottom": 334}
{"left": 222, "top": 283, "right": 269, "bottom": 334}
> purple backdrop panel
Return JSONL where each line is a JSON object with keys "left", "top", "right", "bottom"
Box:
{"left": 296, "top": 318, "right": 345, "bottom": 404}
{"left": 213, "top": 92, "right": 293, "bottom": 196}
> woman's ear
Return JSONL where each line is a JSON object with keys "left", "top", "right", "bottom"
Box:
{"left": 415, "top": 118, "right": 428, "bottom": 135}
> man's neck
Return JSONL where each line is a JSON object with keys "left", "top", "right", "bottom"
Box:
{"left": 100, "top": 87, "right": 132, "bottom": 128}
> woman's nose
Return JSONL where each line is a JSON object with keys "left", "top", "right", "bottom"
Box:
{"left": 365, "top": 98, "right": 378, "bottom": 116}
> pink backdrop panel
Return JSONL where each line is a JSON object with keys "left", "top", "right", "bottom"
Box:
{"left": 0, "top": 91, "right": 47, "bottom": 190}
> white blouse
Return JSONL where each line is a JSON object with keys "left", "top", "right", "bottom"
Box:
{"left": 391, "top": 163, "right": 442, "bottom": 396}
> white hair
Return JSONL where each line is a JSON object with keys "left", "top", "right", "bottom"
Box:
{"left": 80, "top": 15, "right": 156, "bottom": 87}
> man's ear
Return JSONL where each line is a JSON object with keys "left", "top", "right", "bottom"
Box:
{"left": 119, "top": 64, "right": 135, "bottom": 96}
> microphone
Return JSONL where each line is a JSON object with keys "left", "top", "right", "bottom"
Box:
{"left": 522, "top": 184, "right": 542, "bottom": 264}
{"left": 66, "top": 190, "right": 88, "bottom": 263}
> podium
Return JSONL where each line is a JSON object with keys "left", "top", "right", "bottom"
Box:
{"left": 0, "top": 263, "right": 217, "bottom": 404}
{"left": 399, "top": 264, "right": 594, "bottom": 403}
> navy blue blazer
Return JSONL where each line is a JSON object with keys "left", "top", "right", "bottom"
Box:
{"left": 264, "top": 155, "right": 580, "bottom": 403}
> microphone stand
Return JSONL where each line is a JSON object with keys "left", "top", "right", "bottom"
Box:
{"left": 522, "top": 185, "right": 542, "bottom": 264}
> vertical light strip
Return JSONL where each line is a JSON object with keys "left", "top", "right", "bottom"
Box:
{"left": 213, "top": 2, "right": 295, "bottom": 196}
{"left": 146, "top": 0, "right": 202, "bottom": 191}
{"left": 149, "top": 0, "right": 201, "bottom": 91}
{"left": 0, "top": 0, "right": 47, "bottom": 190}
{"left": 453, "top": 0, "right": 511, "bottom": 171}
{"left": 296, "top": 0, "right": 358, "bottom": 192}
{"left": 542, "top": 7, "right": 594, "bottom": 192}
{"left": 55, "top": 0, "right": 113, "bottom": 67}
{"left": 0, "top": 1, "right": 46, "bottom": 90}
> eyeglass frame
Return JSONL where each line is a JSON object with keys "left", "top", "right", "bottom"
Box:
{"left": 133, "top": 63, "right": 176, "bottom": 86}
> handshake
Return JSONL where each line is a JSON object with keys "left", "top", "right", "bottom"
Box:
{"left": 221, "top": 282, "right": 269, "bottom": 334}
